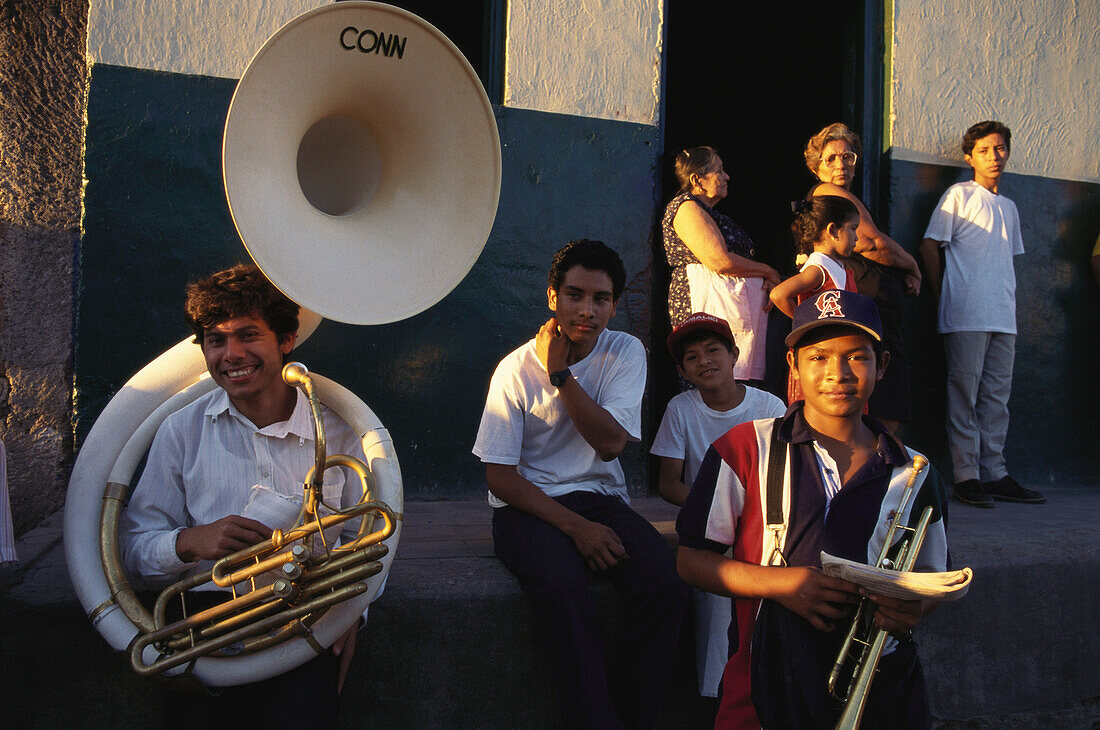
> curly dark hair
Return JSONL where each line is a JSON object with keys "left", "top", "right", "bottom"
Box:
{"left": 962, "top": 120, "right": 1011, "bottom": 156}
{"left": 547, "top": 239, "right": 626, "bottom": 303}
{"left": 790, "top": 195, "right": 860, "bottom": 255}
{"left": 184, "top": 263, "right": 299, "bottom": 345}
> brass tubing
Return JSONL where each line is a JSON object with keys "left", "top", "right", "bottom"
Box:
{"left": 283, "top": 363, "right": 327, "bottom": 495}
{"left": 299, "top": 561, "right": 383, "bottom": 601}
{"left": 305, "top": 544, "right": 387, "bottom": 581}
{"left": 154, "top": 569, "right": 234, "bottom": 629}
{"left": 240, "top": 563, "right": 381, "bottom": 654}
{"left": 833, "top": 509, "right": 934, "bottom": 730}
{"left": 131, "top": 582, "right": 366, "bottom": 676}
{"left": 149, "top": 582, "right": 284, "bottom": 644}
{"left": 167, "top": 555, "right": 386, "bottom": 650}
{"left": 831, "top": 455, "right": 931, "bottom": 730}
{"left": 99, "top": 484, "right": 156, "bottom": 634}
{"left": 208, "top": 499, "right": 394, "bottom": 587}
{"left": 164, "top": 592, "right": 291, "bottom": 650}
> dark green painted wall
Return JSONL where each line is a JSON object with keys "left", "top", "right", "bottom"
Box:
{"left": 77, "top": 64, "right": 661, "bottom": 499}
{"left": 886, "top": 158, "right": 1100, "bottom": 486}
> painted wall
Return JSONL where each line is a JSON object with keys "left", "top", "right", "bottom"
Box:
{"left": 75, "top": 1, "right": 663, "bottom": 502}
{"left": 504, "top": 0, "right": 664, "bottom": 125}
{"left": 87, "top": 0, "right": 317, "bottom": 79}
{"left": 0, "top": 0, "right": 88, "bottom": 535}
{"left": 887, "top": 0, "right": 1100, "bottom": 486}
{"left": 890, "top": 0, "right": 1100, "bottom": 184}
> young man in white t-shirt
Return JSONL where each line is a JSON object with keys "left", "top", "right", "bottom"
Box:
{"left": 651, "top": 312, "right": 785, "bottom": 700}
{"left": 920, "top": 120, "right": 1045, "bottom": 508}
{"left": 473, "top": 239, "right": 687, "bottom": 729}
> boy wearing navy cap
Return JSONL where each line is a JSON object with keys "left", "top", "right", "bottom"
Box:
{"left": 651, "top": 312, "right": 784, "bottom": 699}
{"left": 677, "top": 290, "right": 950, "bottom": 729}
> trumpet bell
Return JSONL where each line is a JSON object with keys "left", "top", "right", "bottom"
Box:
{"left": 223, "top": 1, "right": 501, "bottom": 325}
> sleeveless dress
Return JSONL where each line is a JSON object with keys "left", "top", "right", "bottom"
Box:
{"left": 786, "top": 253, "right": 857, "bottom": 405}
{"left": 661, "top": 192, "right": 757, "bottom": 328}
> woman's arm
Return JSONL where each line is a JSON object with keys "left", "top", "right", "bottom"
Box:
{"left": 769, "top": 267, "right": 825, "bottom": 318}
{"left": 920, "top": 237, "right": 946, "bottom": 300}
{"left": 814, "top": 183, "right": 922, "bottom": 294}
{"left": 673, "top": 200, "right": 781, "bottom": 285}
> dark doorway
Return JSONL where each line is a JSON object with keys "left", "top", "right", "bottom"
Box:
{"left": 338, "top": 0, "right": 504, "bottom": 102}
{"left": 650, "top": 1, "right": 883, "bottom": 483}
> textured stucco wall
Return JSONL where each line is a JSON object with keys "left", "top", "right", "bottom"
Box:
{"left": 504, "top": 0, "right": 663, "bottom": 126}
{"left": 87, "top": 0, "right": 316, "bottom": 78}
{"left": 0, "top": 0, "right": 89, "bottom": 535}
{"left": 890, "top": 0, "right": 1100, "bottom": 183}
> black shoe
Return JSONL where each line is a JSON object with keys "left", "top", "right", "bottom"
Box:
{"left": 982, "top": 476, "right": 1046, "bottom": 504}
{"left": 953, "top": 479, "right": 994, "bottom": 508}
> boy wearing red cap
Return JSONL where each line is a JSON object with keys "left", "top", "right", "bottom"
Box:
{"left": 651, "top": 312, "right": 785, "bottom": 699}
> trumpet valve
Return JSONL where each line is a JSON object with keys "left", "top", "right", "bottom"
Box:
{"left": 291, "top": 544, "right": 310, "bottom": 563}
{"left": 281, "top": 562, "right": 304, "bottom": 581}
{"left": 271, "top": 579, "right": 294, "bottom": 599}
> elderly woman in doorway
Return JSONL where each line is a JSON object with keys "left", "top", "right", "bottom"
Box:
{"left": 662, "top": 146, "right": 781, "bottom": 382}
{"left": 804, "top": 122, "right": 921, "bottom": 431}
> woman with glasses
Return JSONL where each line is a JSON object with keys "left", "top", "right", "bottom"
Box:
{"left": 661, "top": 146, "right": 782, "bottom": 383}
{"left": 803, "top": 122, "right": 921, "bottom": 431}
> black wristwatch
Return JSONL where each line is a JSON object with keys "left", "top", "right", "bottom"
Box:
{"left": 549, "top": 368, "right": 572, "bottom": 388}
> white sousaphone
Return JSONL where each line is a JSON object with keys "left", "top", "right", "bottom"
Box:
{"left": 64, "top": 1, "right": 500, "bottom": 686}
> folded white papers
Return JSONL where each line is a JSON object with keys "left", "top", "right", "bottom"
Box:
{"left": 820, "top": 552, "right": 973, "bottom": 601}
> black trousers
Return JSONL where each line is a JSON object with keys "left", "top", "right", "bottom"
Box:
{"left": 493, "top": 491, "right": 688, "bottom": 730}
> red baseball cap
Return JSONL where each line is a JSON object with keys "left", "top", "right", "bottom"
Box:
{"left": 667, "top": 312, "right": 735, "bottom": 355}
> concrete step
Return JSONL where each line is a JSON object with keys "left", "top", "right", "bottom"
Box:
{"left": 2, "top": 491, "right": 1099, "bottom": 728}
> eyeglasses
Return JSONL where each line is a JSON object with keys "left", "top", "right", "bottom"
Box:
{"left": 823, "top": 152, "right": 858, "bottom": 167}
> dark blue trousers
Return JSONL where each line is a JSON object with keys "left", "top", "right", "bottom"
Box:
{"left": 493, "top": 491, "right": 688, "bottom": 730}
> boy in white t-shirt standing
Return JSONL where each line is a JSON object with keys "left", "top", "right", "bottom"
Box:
{"left": 920, "top": 120, "right": 1045, "bottom": 508}
{"left": 473, "top": 239, "right": 687, "bottom": 729}
{"left": 650, "top": 312, "right": 785, "bottom": 699}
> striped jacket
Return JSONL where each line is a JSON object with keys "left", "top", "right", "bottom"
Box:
{"left": 677, "top": 407, "right": 948, "bottom": 729}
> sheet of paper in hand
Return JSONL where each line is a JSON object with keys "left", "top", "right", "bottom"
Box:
{"left": 820, "top": 552, "right": 973, "bottom": 601}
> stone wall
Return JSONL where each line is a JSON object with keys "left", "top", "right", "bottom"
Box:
{"left": 0, "top": 0, "right": 88, "bottom": 535}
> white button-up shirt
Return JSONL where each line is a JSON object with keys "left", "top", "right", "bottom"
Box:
{"left": 121, "top": 387, "right": 367, "bottom": 585}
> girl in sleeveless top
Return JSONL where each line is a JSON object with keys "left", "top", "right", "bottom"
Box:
{"left": 770, "top": 195, "right": 861, "bottom": 404}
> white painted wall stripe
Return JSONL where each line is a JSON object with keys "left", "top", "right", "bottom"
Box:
{"left": 504, "top": 0, "right": 663, "bottom": 126}
{"left": 87, "top": 0, "right": 318, "bottom": 79}
{"left": 890, "top": 0, "right": 1099, "bottom": 184}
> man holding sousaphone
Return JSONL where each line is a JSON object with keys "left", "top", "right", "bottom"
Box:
{"left": 121, "top": 263, "right": 372, "bottom": 724}
{"left": 677, "top": 290, "right": 953, "bottom": 729}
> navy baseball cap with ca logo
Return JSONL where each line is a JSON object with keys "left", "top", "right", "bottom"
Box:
{"left": 785, "top": 289, "right": 883, "bottom": 347}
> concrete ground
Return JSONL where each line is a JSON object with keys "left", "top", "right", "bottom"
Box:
{"left": 3, "top": 486, "right": 1098, "bottom": 728}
